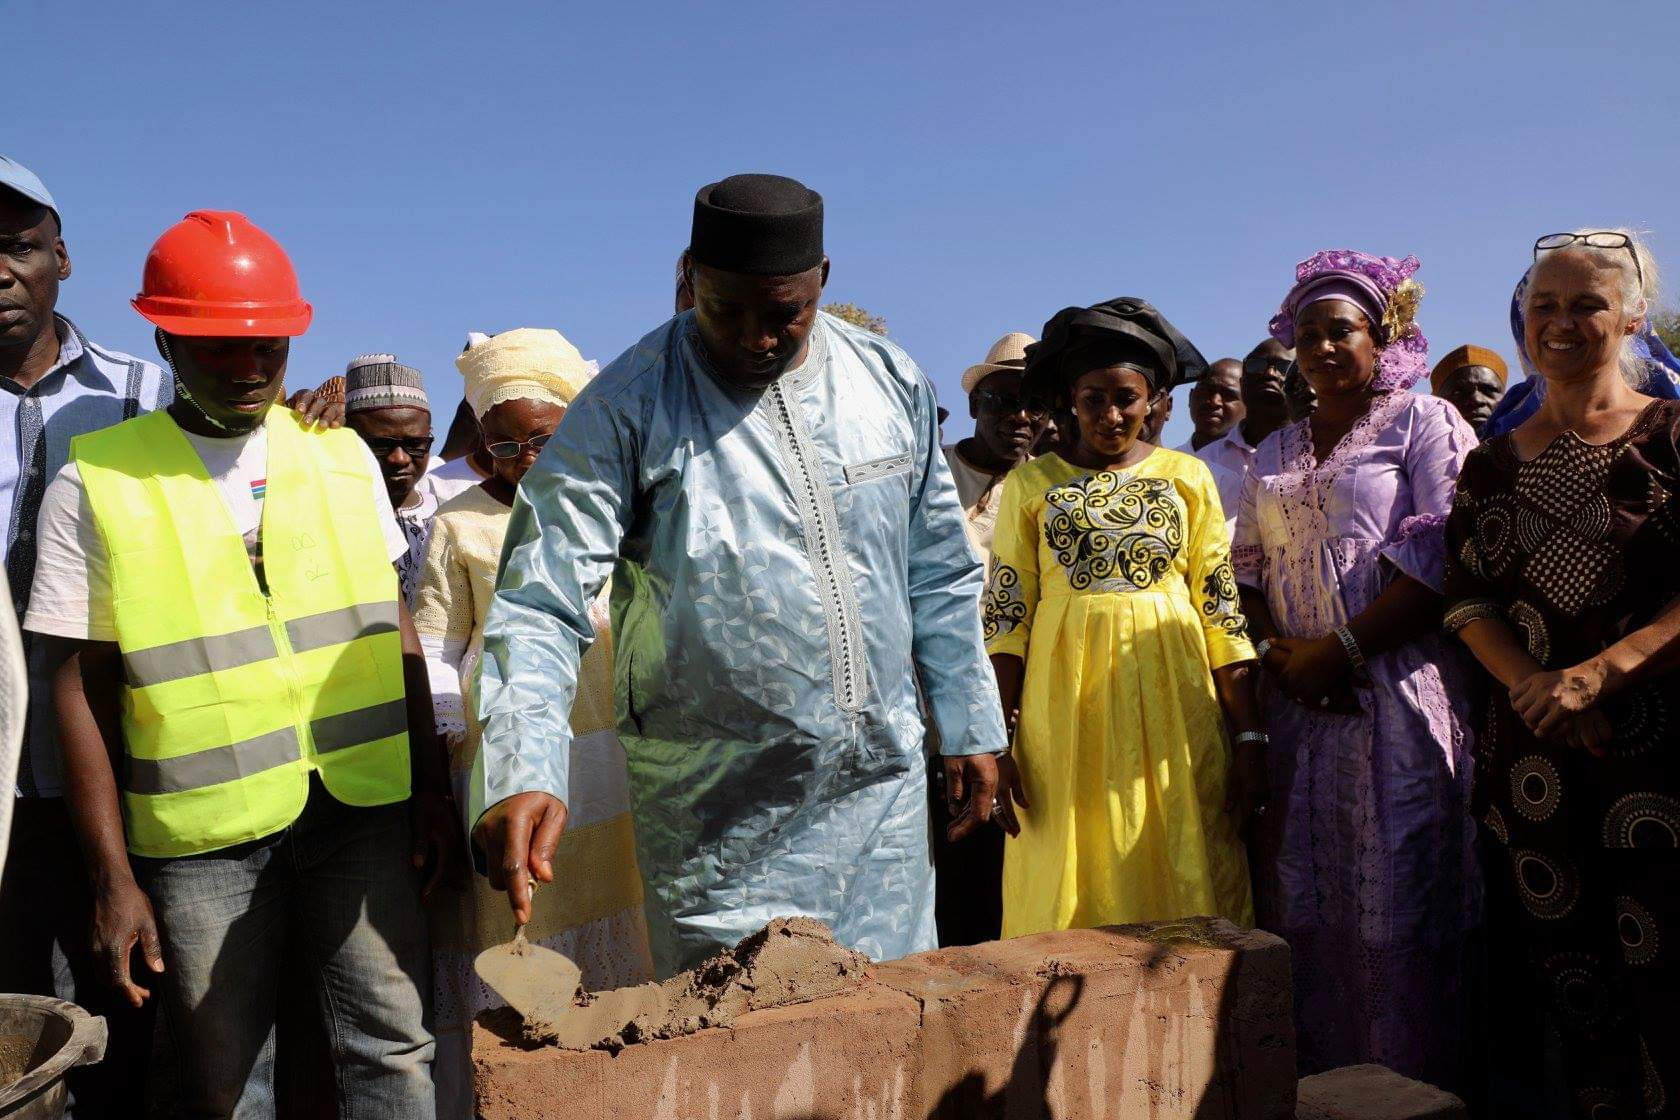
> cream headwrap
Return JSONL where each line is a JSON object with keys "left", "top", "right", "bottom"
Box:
{"left": 455, "top": 328, "right": 595, "bottom": 419}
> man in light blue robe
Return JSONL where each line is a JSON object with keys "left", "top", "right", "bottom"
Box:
{"left": 470, "top": 174, "right": 1009, "bottom": 974}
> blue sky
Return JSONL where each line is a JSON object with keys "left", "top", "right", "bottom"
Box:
{"left": 11, "top": 0, "right": 1678, "bottom": 447}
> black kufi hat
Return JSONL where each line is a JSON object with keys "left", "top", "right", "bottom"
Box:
{"left": 1024, "top": 297, "right": 1208, "bottom": 400}
{"left": 690, "top": 173, "right": 824, "bottom": 276}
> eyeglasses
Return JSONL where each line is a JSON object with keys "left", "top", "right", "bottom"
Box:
{"left": 485, "top": 432, "right": 552, "bottom": 460}
{"left": 1534, "top": 231, "right": 1645, "bottom": 290}
{"left": 362, "top": 437, "right": 433, "bottom": 460}
{"left": 1244, "top": 356, "right": 1293, "bottom": 376}
{"left": 972, "top": 389, "right": 1048, "bottom": 418}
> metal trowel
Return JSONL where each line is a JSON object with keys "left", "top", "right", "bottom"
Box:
{"left": 473, "top": 892, "right": 584, "bottom": 1032}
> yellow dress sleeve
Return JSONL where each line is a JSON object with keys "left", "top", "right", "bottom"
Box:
{"left": 982, "top": 466, "right": 1040, "bottom": 661}
{"left": 1180, "top": 458, "right": 1255, "bottom": 670}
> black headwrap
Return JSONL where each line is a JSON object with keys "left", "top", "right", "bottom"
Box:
{"left": 690, "top": 174, "right": 824, "bottom": 276}
{"left": 1023, "top": 297, "right": 1208, "bottom": 403}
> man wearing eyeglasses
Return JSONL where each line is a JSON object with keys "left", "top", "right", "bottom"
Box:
{"left": 343, "top": 354, "right": 475, "bottom": 606}
{"left": 944, "top": 332, "right": 1047, "bottom": 569}
{"left": 1239, "top": 338, "right": 1295, "bottom": 448}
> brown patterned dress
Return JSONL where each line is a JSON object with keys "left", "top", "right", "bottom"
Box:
{"left": 1444, "top": 399, "right": 1680, "bottom": 1120}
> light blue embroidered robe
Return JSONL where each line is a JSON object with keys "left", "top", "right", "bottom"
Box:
{"left": 471, "top": 312, "right": 1005, "bottom": 974}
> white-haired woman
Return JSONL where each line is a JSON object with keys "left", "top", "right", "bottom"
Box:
{"left": 1444, "top": 229, "right": 1680, "bottom": 1118}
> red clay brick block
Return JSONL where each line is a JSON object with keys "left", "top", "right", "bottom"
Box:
{"left": 1295, "top": 1064, "right": 1467, "bottom": 1120}
{"left": 472, "top": 984, "right": 924, "bottom": 1120}
{"left": 873, "top": 918, "right": 1295, "bottom": 1120}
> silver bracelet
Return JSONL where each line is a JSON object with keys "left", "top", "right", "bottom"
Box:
{"left": 1334, "top": 625, "right": 1367, "bottom": 671}
{"left": 1234, "top": 730, "right": 1270, "bottom": 748}
{"left": 1254, "top": 638, "right": 1273, "bottom": 662}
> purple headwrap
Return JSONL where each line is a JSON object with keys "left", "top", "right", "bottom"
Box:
{"left": 1268, "top": 249, "right": 1430, "bottom": 392}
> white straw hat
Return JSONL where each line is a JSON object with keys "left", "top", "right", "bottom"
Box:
{"left": 960, "top": 332, "right": 1036, "bottom": 395}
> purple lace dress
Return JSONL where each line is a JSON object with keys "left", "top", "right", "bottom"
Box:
{"left": 1234, "top": 390, "right": 1482, "bottom": 1088}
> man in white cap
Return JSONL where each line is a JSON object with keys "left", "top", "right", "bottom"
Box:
{"left": 342, "top": 353, "right": 476, "bottom": 606}
{"left": 472, "top": 174, "right": 1009, "bottom": 975}
{"left": 943, "top": 332, "right": 1046, "bottom": 571}
{"left": 0, "top": 153, "right": 172, "bottom": 1116}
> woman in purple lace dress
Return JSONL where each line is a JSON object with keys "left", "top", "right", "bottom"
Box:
{"left": 1234, "top": 250, "right": 1481, "bottom": 1088}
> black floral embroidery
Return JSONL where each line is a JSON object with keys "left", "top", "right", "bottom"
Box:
{"left": 1200, "top": 560, "right": 1247, "bottom": 636}
{"left": 983, "top": 563, "right": 1028, "bottom": 640}
{"left": 1043, "top": 473, "right": 1182, "bottom": 591}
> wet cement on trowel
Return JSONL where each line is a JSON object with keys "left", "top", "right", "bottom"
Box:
{"left": 520, "top": 917, "right": 870, "bottom": 1053}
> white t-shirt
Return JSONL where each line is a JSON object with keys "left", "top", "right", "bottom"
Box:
{"left": 1175, "top": 431, "right": 1255, "bottom": 538}
{"left": 25, "top": 426, "right": 406, "bottom": 642}
{"left": 426, "top": 454, "right": 487, "bottom": 490}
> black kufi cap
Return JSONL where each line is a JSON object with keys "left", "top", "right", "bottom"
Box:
{"left": 690, "top": 173, "right": 824, "bottom": 276}
{"left": 1024, "top": 297, "right": 1208, "bottom": 399}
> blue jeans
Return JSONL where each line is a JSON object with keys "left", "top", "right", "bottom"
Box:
{"left": 134, "top": 778, "right": 435, "bottom": 1120}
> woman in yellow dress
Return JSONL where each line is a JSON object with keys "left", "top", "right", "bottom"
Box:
{"left": 985, "top": 298, "right": 1267, "bottom": 937}
{"left": 415, "top": 329, "right": 653, "bottom": 1119}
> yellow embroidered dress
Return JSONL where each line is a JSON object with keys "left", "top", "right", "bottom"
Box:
{"left": 984, "top": 449, "right": 1255, "bottom": 936}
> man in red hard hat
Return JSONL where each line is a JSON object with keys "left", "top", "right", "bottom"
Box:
{"left": 25, "top": 210, "right": 463, "bottom": 1117}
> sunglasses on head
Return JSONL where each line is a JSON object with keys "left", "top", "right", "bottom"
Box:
{"left": 1534, "top": 231, "right": 1645, "bottom": 290}
{"left": 485, "top": 432, "right": 552, "bottom": 460}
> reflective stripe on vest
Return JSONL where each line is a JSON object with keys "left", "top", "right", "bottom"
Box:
{"left": 73, "top": 407, "right": 410, "bottom": 858}
{"left": 121, "top": 602, "right": 401, "bottom": 689}
{"left": 124, "top": 697, "right": 410, "bottom": 796}
{"left": 286, "top": 602, "right": 401, "bottom": 653}
{"left": 123, "top": 624, "right": 277, "bottom": 689}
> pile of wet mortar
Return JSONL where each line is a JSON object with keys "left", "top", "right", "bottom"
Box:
{"left": 513, "top": 916, "right": 871, "bottom": 1052}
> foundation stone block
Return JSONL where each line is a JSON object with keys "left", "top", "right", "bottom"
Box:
{"left": 474, "top": 918, "right": 1297, "bottom": 1120}
{"left": 472, "top": 984, "right": 923, "bottom": 1120}
{"left": 873, "top": 917, "right": 1294, "bottom": 1120}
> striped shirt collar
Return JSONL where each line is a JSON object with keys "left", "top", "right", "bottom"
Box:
{"left": 0, "top": 316, "right": 120, "bottom": 396}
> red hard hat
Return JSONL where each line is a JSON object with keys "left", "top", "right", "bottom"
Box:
{"left": 132, "top": 210, "right": 313, "bottom": 337}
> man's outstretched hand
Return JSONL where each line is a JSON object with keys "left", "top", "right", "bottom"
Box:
{"left": 471, "top": 792, "right": 569, "bottom": 925}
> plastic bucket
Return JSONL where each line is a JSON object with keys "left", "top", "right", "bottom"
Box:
{"left": 0, "top": 996, "right": 107, "bottom": 1119}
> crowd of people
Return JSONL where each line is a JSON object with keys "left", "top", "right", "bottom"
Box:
{"left": 0, "top": 151, "right": 1673, "bottom": 1120}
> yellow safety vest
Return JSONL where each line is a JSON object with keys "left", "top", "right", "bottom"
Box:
{"left": 73, "top": 407, "right": 410, "bottom": 857}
